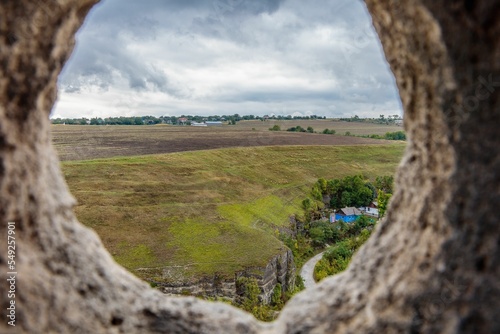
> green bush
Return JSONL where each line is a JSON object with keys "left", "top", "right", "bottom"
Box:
{"left": 313, "top": 223, "right": 374, "bottom": 282}
{"left": 287, "top": 126, "right": 306, "bottom": 132}
{"left": 236, "top": 277, "right": 260, "bottom": 311}
{"left": 271, "top": 283, "right": 283, "bottom": 307}
{"left": 309, "top": 227, "right": 326, "bottom": 247}
{"left": 234, "top": 276, "right": 304, "bottom": 322}
{"left": 360, "top": 131, "right": 406, "bottom": 141}
{"left": 294, "top": 275, "right": 305, "bottom": 291}
{"left": 384, "top": 131, "right": 406, "bottom": 140}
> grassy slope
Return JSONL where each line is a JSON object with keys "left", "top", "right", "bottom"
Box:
{"left": 62, "top": 144, "right": 405, "bottom": 281}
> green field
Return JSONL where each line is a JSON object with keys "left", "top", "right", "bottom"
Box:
{"left": 62, "top": 144, "right": 405, "bottom": 282}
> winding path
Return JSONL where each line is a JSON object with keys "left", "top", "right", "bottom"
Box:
{"left": 300, "top": 251, "right": 325, "bottom": 289}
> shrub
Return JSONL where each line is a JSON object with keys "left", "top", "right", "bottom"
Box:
{"left": 271, "top": 283, "right": 283, "bottom": 307}
{"left": 313, "top": 225, "right": 374, "bottom": 282}
{"left": 236, "top": 277, "right": 260, "bottom": 311}
{"left": 309, "top": 227, "right": 326, "bottom": 247}
{"left": 384, "top": 131, "right": 406, "bottom": 140}
{"left": 287, "top": 126, "right": 306, "bottom": 132}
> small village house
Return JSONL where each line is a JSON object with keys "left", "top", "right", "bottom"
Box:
{"left": 331, "top": 207, "right": 362, "bottom": 223}
{"left": 359, "top": 201, "right": 379, "bottom": 217}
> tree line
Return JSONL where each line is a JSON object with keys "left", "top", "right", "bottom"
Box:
{"left": 51, "top": 114, "right": 244, "bottom": 126}
{"left": 338, "top": 114, "right": 402, "bottom": 125}
{"left": 269, "top": 125, "right": 405, "bottom": 141}
{"left": 51, "top": 114, "right": 328, "bottom": 126}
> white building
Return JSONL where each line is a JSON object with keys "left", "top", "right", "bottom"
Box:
{"left": 359, "top": 201, "right": 379, "bottom": 217}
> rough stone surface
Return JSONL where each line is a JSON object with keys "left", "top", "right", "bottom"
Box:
{"left": 253, "top": 249, "right": 296, "bottom": 304}
{"left": 0, "top": 0, "right": 499, "bottom": 333}
{"left": 158, "top": 249, "right": 295, "bottom": 305}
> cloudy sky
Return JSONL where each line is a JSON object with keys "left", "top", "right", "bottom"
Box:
{"left": 52, "top": 0, "right": 403, "bottom": 119}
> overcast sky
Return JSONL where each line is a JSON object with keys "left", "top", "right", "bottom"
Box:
{"left": 52, "top": 0, "right": 403, "bottom": 119}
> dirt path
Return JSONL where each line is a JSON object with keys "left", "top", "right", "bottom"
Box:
{"left": 300, "top": 252, "right": 325, "bottom": 289}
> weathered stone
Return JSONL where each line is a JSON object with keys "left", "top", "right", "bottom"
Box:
{"left": 247, "top": 249, "right": 295, "bottom": 304}
{"left": 0, "top": 0, "right": 498, "bottom": 333}
{"left": 156, "top": 249, "right": 295, "bottom": 304}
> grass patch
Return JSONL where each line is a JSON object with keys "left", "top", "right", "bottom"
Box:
{"left": 166, "top": 220, "right": 284, "bottom": 278}
{"left": 218, "top": 195, "right": 301, "bottom": 231}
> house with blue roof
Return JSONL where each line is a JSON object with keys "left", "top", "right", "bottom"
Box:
{"left": 330, "top": 207, "right": 363, "bottom": 223}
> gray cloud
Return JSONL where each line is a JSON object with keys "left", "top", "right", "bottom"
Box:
{"left": 54, "top": 0, "right": 402, "bottom": 118}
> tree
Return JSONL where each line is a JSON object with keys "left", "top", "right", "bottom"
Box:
{"left": 90, "top": 118, "right": 102, "bottom": 125}
{"left": 324, "top": 175, "right": 375, "bottom": 209}
{"left": 374, "top": 176, "right": 394, "bottom": 194}
{"left": 340, "top": 191, "right": 353, "bottom": 208}
{"left": 326, "top": 179, "right": 341, "bottom": 194}
{"left": 308, "top": 221, "right": 341, "bottom": 246}
{"left": 316, "top": 178, "right": 327, "bottom": 193}
{"left": 309, "top": 227, "right": 326, "bottom": 246}
{"left": 377, "top": 190, "right": 392, "bottom": 218}
{"left": 269, "top": 125, "right": 281, "bottom": 131}
{"left": 354, "top": 186, "right": 374, "bottom": 207}
{"left": 302, "top": 198, "right": 313, "bottom": 211}
{"left": 311, "top": 184, "right": 323, "bottom": 201}
{"left": 307, "top": 126, "right": 314, "bottom": 133}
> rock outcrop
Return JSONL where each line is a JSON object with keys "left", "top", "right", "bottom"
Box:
{"left": 158, "top": 274, "right": 236, "bottom": 300}
{"left": 0, "top": 0, "right": 498, "bottom": 333}
{"left": 243, "top": 249, "right": 296, "bottom": 304}
{"left": 154, "top": 249, "right": 295, "bottom": 304}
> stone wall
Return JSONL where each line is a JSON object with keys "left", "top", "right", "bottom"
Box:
{"left": 0, "top": 0, "right": 498, "bottom": 333}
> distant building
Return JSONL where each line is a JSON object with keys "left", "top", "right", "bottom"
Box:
{"left": 395, "top": 119, "right": 403, "bottom": 126}
{"left": 191, "top": 122, "right": 207, "bottom": 127}
{"left": 332, "top": 207, "right": 362, "bottom": 223}
{"left": 359, "top": 201, "right": 379, "bottom": 217}
{"left": 178, "top": 117, "right": 188, "bottom": 125}
{"left": 206, "top": 121, "right": 223, "bottom": 126}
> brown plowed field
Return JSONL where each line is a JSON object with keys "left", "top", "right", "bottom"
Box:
{"left": 52, "top": 121, "right": 401, "bottom": 161}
